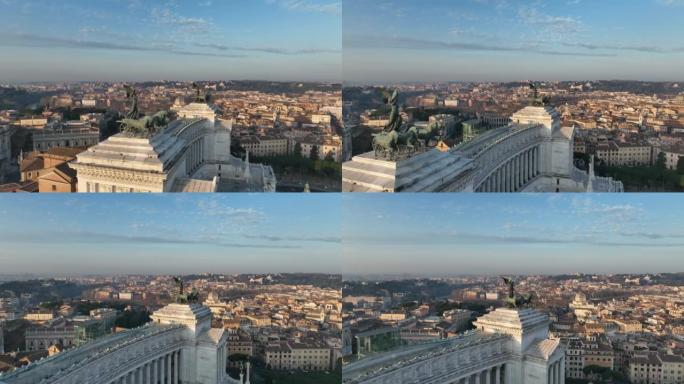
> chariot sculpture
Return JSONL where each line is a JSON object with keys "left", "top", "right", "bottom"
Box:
{"left": 372, "top": 90, "right": 421, "bottom": 159}
{"left": 192, "top": 82, "right": 210, "bottom": 103}
{"left": 501, "top": 276, "right": 534, "bottom": 308}
{"left": 124, "top": 84, "right": 139, "bottom": 119}
{"left": 118, "top": 85, "right": 170, "bottom": 138}
{"left": 173, "top": 276, "right": 200, "bottom": 304}
{"left": 529, "top": 82, "right": 550, "bottom": 107}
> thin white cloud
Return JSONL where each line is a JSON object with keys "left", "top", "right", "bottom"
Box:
{"left": 265, "top": 0, "right": 341, "bottom": 15}
{"left": 518, "top": 7, "right": 581, "bottom": 34}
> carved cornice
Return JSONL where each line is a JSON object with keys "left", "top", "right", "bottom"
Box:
{"left": 70, "top": 163, "right": 167, "bottom": 186}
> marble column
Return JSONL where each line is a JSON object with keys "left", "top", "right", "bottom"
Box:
{"left": 166, "top": 354, "right": 172, "bottom": 384}
{"left": 510, "top": 157, "right": 515, "bottom": 191}
{"left": 515, "top": 154, "right": 522, "bottom": 191}
{"left": 152, "top": 358, "right": 158, "bottom": 384}
{"left": 503, "top": 162, "right": 511, "bottom": 192}
{"left": 483, "top": 368, "right": 490, "bottom": 384}
{"left": 530, "top": 148, "right": 534, "bottom": 177}
{"left": 494, "top": 169, "right": 499, "bottom": 192}
{"left": 525, "top": 150, "right": 530, "bottom": 183}
{"left": 174, "top": 351, "right": 179, "bottom": 384}
{"left": 560, "top": 358, "right": 565, "bottom": 384}
{"left": 474, "top": 371, "right": 481, "bottom": 384}
{"left": 498, "top": 168, "right": 502, "bottom": 192}
{"left": 522, "top": 152, "right": 526, "bottom": 185}
{"left": 516, "top": 154, "right": 520, "bottom": 188}
{"left": 494, "top": 365, "right": 500, "bottom": 384}
{"left": 510, "top": 160, "right": 515, "bottom": 192}
{"left": 518, "top": 154, "right": 522, "bottom": 188}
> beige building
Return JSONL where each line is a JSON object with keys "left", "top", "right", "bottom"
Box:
{"left": 25, "top": 326, "right": 77, "bottom": 351}
{"left": 612, "top": 319, "right": 643, "bottom": 333}
{"left": 443, "top": 309, "right": 473, "bottom": 332}
{"left": 378, "top": 312, "right": 406, "bottom": 322}
{"left": 242, "top": 314, "right": 271, "bottom": 327}
{"left": 18, "top": 118, "right": 48, "bottom": 128}
{"left": 564, "top": 338, "right": 614, "bottom": 380}
{"left": 38, "top": 162, "right": 77, "bottom": 192}
{"left": 20, "top": 148, "right": 79, "bottom": 182}
{"left": 264, "top": 339, "right": 331, "bottom": 371}
{"left": 239, "top": 136, "right": 289, "bottom": 157}
{"left": 595, "top": 141, "right": 652, "bottom": 167}
{"left": 311, "top": 114, "right": 332, "bottom": 125}
{"left": 300, "top": 136, "right": 342, "bottom": 162}
{"left": 32, "top": 121, "right": 100, "bottom": 152}
{"left": 660, "top": 146, "right": 684, "bottom": 170}
{"left": 24, "top": 311, "right": 55, "bottom": 323}
{"left": 629, "top": 353, "right": 684, "bottom": 384}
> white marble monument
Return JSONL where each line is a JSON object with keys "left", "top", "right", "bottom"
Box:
{"left": 342, "top": 105, "right": 622, "bottom": 193}
{"left": 343, "top": 306, "right": 565, "bottom": 384}
{"left": 70, "top": 102, "right": 276, "bottom": 192}
{"left": 0, "top": 302, "right": 240, "bottom": 384}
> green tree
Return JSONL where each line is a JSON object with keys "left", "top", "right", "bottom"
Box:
{"left": 655, "top": 151, "right": 667, "bottom": 169}
{"left": 228, "top": 353, "right": 250, "bottom": 363}
{"left": 115, "top": 308, "right": 150, "bottom": 329}
{"left": 676, "top": 156, "right": 684, "bottom": 174}
{"left": 293, "top": 142, "right": 303, "bottom": 158}
{"left": 309, "top": 145, "right": 319, "bottom": 161}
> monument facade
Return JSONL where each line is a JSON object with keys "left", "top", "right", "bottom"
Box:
{"left": 0, "top": 301, "right": 241, "bottom": 384}
{"left": 69, "top": 88, "right": 276, "bottom": 192}
{"left": 342, "top": 90, "right": 622, "bottom": 193}
{"left": 343, "top": 279, "right": 565, "bottom": 384}
{"left": 0, "top": 125, "right": 11, "bottom": 183}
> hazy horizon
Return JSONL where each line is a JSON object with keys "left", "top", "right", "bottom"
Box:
{"left": 343, "top": 0, "right": 684, "bottom": 83}
{"left": 342, "top": 194, "right": 684, "bottom": 275}
{"left": 0, "top": 0, "right": 341, "bottom": 83}
{"left": 0, "top": 194, "right": 341, "bottom": 275}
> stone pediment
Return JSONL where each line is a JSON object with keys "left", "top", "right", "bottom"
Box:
{"left": 72, "top": 132, "right": 185, "bottom": 173}
{"left": 524, "top": 338, "right": 560, "bottom": 361}
{"left": 176, "top": 102, "right": 218, "bottom": 122}
{"left": 198, "top": 328, "right": 226, "bottom": 346}
{"left": 511, "top": 106, "right": 561, "bottom": 131}
{"left": 151, "top": 303, "right": 212, "bottom": 324}
{"left": 474, "top": 308, "right": 550, "bottom": 333}
{"left": 342, "top": 148, "right": 474, "bottom": 192}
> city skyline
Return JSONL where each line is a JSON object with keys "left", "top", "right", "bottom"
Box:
{"left": 342, "top": 194, "right": 684, "bottom": 276}
{"left": 343, "top": 0, "right": 684, "bottom": 83}
{"left": 0, "top": 0, "right": 341, "bottom": 83}
{"left": 0, "top": 194, "right": 341, "bottom": 274}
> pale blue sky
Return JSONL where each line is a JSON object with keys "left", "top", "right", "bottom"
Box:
{"left": 343, "top": 0, "right": 684, "bottom": 83}
{"left": 0, "top": 194, "right": 340, "bottom": 275}
{"left": 0, "top": 0, "right": 341, "bottom": 82}
{"left": 342, "top": 194, "right": 684, "bottom": 276}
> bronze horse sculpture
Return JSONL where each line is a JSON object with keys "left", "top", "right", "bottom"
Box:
{"left": 501, "top": 276, "right": 534, "bottom": 308}
{"left": 173, "top": 276, "right": 200, "bottom": 304}
{"left": 119, "top": 111, "right": 170, "bottom": 138}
